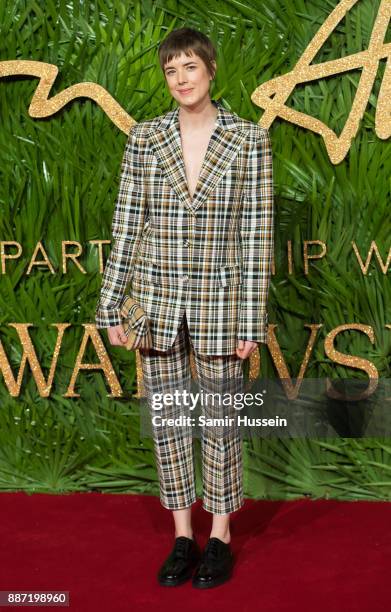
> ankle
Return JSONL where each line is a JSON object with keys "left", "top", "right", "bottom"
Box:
{"left": 175, "top": 530, "right": 193, "bottom": 540}
{"left": 210, "top": 531, "right": 231, "bottom": 544}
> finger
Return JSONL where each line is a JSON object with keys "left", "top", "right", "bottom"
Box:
{"left": 111, "top": 334, "right": 126, "bottom": 346}
{"left": 116, "top": 329, "right": 128, "bottom": 343}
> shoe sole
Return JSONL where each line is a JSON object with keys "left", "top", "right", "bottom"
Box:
{"left": 158, "top": 569, "right": 195, "bottom": 587}
{"left": 192, "top": 570, "right": 232, "bottom": 589}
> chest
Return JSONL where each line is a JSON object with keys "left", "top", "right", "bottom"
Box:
{"left": 180, "top": 123, "right": 216, "bottom": 199}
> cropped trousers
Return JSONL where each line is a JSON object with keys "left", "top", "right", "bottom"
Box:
{"left": 139, "top": 312, "right": 245, "bottom": 515}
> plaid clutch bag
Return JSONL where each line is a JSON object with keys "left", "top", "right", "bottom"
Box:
{"left": 120, "top": 295, "right": 153, "bottom": 351}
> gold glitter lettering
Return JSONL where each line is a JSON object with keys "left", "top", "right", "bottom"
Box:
{"left": 252, "top": 0, "right": 391, "bottom": 164}
{"left": 324, "top": 323, "right": 378, "bottom": 400}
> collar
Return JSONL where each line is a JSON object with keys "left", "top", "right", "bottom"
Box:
{"left": 156, "top": 99, "right": 240, "bottom": 132}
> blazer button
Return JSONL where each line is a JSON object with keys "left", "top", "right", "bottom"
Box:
{"left": 181, "top": 274, "right": 189, "bottom": 281}
{"left": 183, "top": 239, "right": 190, "bottom": 247}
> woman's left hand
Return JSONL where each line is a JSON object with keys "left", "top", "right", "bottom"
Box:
{"left": 236, "top": 339, "right": 258, "bottom": 360}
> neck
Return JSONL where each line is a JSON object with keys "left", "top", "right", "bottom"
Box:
{"left": 178, "top": 97, "right": 217, "bottom": 129}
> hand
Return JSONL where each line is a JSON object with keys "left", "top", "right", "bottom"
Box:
{"left": 107, "top": 324, "right": 128, "bottom": 346}
{"left": 236, "top": 339, "right": 258, "bottom": 360}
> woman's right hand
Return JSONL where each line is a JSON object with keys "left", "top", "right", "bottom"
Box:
{"left": 107, "top": 324, "right": 128, "bottom": 346}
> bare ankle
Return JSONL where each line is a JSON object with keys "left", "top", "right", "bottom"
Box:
{"left": 175, "top": 530, "right": 193, "bottom": 540}
{"left": 210, "top": 531, "right": 230, "bottom": 544}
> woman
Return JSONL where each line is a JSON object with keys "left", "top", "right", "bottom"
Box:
{"left": 95, "top": 27, "right": 274, "bottom": 589}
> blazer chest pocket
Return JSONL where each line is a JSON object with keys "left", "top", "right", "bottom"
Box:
{"left": 218, "top": 264, "right": 242, "bottom": 287}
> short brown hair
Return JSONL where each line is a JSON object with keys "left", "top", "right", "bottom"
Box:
{"left": 158, "top": 27, "right": 217, "bottom": 79}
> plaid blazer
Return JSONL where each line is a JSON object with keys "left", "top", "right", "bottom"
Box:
{"left": 95, "top": 99, "right": 274, "bottom": 355}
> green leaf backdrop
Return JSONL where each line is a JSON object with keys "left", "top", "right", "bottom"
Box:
{"left": 0, "top": 0, "right": 390, "bottom": 499}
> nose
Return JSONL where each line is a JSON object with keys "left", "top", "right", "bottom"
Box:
{"left": 176, "top": 70, "right": 188, "bottom": 85}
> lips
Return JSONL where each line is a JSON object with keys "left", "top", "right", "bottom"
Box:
{"left": 178, "top": 89, "right": 193, "bottom": 94}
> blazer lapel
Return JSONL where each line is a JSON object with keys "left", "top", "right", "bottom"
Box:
{"left": 147, "top": 100, "right": 248, "bottom": 215}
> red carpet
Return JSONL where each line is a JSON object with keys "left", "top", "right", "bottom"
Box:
{"left": 0, "top": 492, "right": 390, "bottom": 611}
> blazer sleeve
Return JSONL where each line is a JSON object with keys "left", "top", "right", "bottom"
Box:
{"left": 238, "top": 128, "right": 274, "bottom": 343}
{"left": 95, "top": 126, "right": 148, "bottom": 329}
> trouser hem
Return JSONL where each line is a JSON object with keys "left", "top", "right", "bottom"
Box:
{"left": 160, "top": 497, "right": 197, "bottom": 511}
{"left": 202, "top": 498, "right": 245, "bottom": 515}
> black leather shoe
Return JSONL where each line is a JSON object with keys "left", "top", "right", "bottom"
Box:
{"left": 192, "top": 537, "right": 233, "bottom": 589}
{"left": 157, "top": 536, "right": 201, "bottom": 587}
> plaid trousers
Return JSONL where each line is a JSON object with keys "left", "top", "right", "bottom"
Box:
{"left": 139, "top": 311, "right": 244, "bottom": 515}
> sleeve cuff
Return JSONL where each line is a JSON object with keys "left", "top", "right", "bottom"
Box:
{"left": 238, "top": 312, "right": 269, "bottom": 343}
{"left": 95, "top": 307, "right": 122, "bottom": 329}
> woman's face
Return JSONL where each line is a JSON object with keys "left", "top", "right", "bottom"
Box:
{"left": 163, "top": 50, "right": 215, "bottom": 107}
